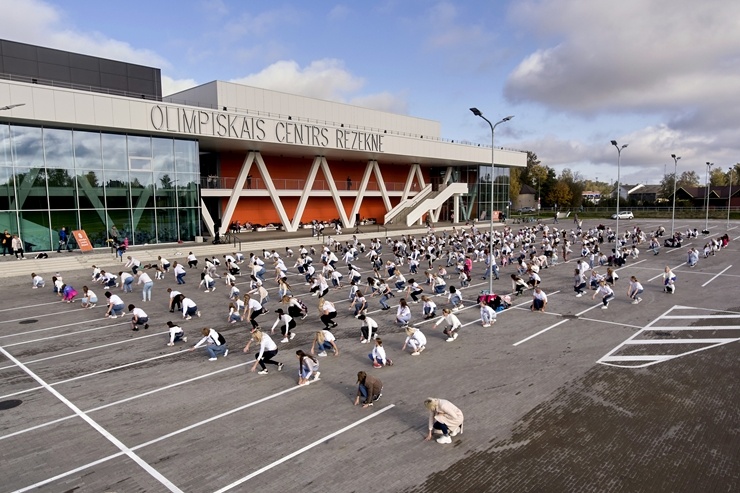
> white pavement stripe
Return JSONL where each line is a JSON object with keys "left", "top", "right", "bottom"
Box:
{"left": 0, "top": 300, "right": 67, "bottom": 313}
{"left": 212, "top": 404, "right": 395, "bottom": 493}
{"left": 647, "top": 262, "right": 684, "bottom": 283}
{"left": 0, "top": 313, "right": 110, "bottom": 341}
{"left": 512, "top": 320, "right": 569, "bottom": 346}
{"left": 660, "top": 314, "right": 740, "bottom": 319}
{"left": 701, "top": 265, "right": 732, "bottom": 287}
{"left": 646, "top": 325, "right": 740, "bottom": 330}
{"left": 623, "top": 338, "right": 739, "bottom": 344}
{"left": 0, "top": 345, "right": 183, "bottom": 493}
{"left": 597, "top": 305, "right": 676, "bottom": 362}
{"left": 2, "top": 321, "right": 130, "bottom": 348}
{"left": 577, "top": 317, "right": 642, "bottom": 329}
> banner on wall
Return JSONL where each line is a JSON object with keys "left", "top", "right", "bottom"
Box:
{"left": 72, "top": 230, "right": 93, "bottom": 252}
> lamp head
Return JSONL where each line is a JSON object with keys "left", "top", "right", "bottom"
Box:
{"left": 611, "top": 140, "right": 618, "bottom": 146}
{"left": 503, "top": 115, "right": 514, "bottom": 121}
{"left": 469, "top": 107, "right": 482, "bottom": 117}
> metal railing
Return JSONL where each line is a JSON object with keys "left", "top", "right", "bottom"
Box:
{"left": 201, "top": 176, "right": 412, "bottom": 192}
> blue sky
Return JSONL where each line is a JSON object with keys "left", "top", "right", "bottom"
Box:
{"left": 2, "top": 0, "right": 738, "bottom": 185}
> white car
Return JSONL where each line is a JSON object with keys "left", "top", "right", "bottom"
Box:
{"left": 611, "top": 211, "right": 634, "bottom": 220}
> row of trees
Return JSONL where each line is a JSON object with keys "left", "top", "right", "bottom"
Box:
{"left": 510, "top": 151, "right": 740, "bottom": 208}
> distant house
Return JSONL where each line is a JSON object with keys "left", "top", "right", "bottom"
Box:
{"left": 627, "top": 184, "right": 663, "bottom": 204}
{"left": 674, "top": 186, "right": 740, "bottom": 207}
{"left": 582, "top": 190, "right": 602, "bottom": 204}
{"left": 515, "top": 184, "right": 537, "bottom": 210}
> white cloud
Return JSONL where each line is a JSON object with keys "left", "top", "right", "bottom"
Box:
{"left": 328, "top": 4, "right": 350, "bottom": 21}
{"left": 0, "top": 0, "right": 168, "bottom": 69}
{"left": 161, "top": 76, "right": 199, "bottom": 97}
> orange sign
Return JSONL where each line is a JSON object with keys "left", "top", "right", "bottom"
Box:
{"left": 72, "top": 230, "right": 93, "bottom": 252}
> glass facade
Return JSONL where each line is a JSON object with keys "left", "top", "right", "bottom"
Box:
{"left": 0, "top": 123, "right": 200, "bottom": 252}
{"left": 477, "top": 165, "right": 511, "bottom": 221}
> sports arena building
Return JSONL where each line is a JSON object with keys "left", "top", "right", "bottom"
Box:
{"left": 0, "top": 39, "right": 526, "bottom": 252}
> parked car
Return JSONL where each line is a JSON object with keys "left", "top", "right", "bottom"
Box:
{"left": 611, "top": 211, "right": 634, "bottom": 220}
{"left": 517, "top": 206, "right": 536, "bottom": 213}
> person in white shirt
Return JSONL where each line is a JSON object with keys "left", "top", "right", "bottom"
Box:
{"left": 270, "top": 308, "right": 296, "bottom": 343}
{"left": 296, "top": 350, "right": 320, "bottom": 385}
{"left": 281, "top": 295, "right": 308, "bottom": 319}
{"left": 433, "top": 308, "right": 462, "bottom": 342}
{"left": 30, "top": 273, "right": 45, "bottom": 289}
{"left": 187, "top": 252, "right": 198, "bottom": 269}
{"left": 627, "top": 276, "right": 644, "bottom": 304}
{"left": 181, "top": 297, "right": 201, "bottom": 320}
{"left": 190, "top": 327, "right": 227, "bottom": 361}
{"left": 138, "top": 271, "right": 153, "bottom": 301}
{"left": 128, "top": 304, "right": 149, "bottom": 331}
{"left": 356, "top": 314, "right": 379, "bottom": 343}
{"left": 166, "top": 321, "right": 187, "bottom": 346}
{"left": 368, "top": 338, "right": 392, "bottom": 368}
{"left": 81, "top": 286, "right": 97, "bottom": 308}
{"left": 447, "top": 286, "right": 463, "bottom": 311}
{"left": 243, "top": 294, "right": 266, "bottom": 330}
{"left": 531, "top": 286, "right": 549, "bottom": 312}
{"left": 158, "top": 256, "right": 171, "bottom": 273}
{"left": 663, "top": 266, "right": 677, "bottom": 294}
{"left": 244, "top": 330, "right": 282, "bottom": 375}
{"left": 119, "top": 271, "right": 134, "bottom": 293}
{"left": 223, "top": 271, "right": 237, "bottom": 286}
{"left": 125, "top": 256, "right": 141, "bottom": 274}
{"left": 174, "top": 262, "right": 187, "bottom": 284}
{"left": 227, "top": 303, "right": 242, "bottom": 324}
{"left": 167, "top": 288, "right": 182, "bottom": 312}
{"left": 91, "top": 265, "right": 101, "bottom": 281}
{"left": 228, "top": 282, "right": 241, "bottom": 300}
{"left": 199, "top": 272, "right": 216, "bottom": 292}
{"left": 104, "top": 291, "right": 125, "bottom": 318}
{"left": 421, "top": 295, "right": 437, "bottom": 319}
{"left": 396, "top": 298, "right": 412, "bottom": 326}
{"left": 479, "top": 300, "right": 496, "bottom": 327}
{"left": 311, "top": 329, "right": 339, "bottom": 357}
{"left": 319, "top": 298, "right": 338, "bottom": 329}
{"left": 402, "top": 326, "right": 427, "bottom": 355}
{"left": 591, "top": 280, "right": 614, "bottom": 309}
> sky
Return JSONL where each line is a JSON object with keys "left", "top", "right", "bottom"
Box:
{"left": 1, "top": 0, "right": 739, "bottom": 185}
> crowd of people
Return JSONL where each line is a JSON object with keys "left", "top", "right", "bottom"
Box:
{"left": 24, "top": 218, "right": 733, "bottom": 445}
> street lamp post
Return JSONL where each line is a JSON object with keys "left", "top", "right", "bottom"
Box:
{"left": 670, "top": 154, "right": 681, "bottom": 235}
{"left": 705, "top": 162, "right": 713, "bottom": 233}
{"left": 610, "top": 140, "right": 628, "bottom": 246}
{"left": 470, "top": 108, "right": 513, "bottom": 295}
{"left": 728, "top": 166, "right": 734, "bottom": 231}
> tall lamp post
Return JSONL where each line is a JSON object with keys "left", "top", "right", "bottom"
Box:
{"left": 670, "top": 154, "right": 681, "bottom": 235}
{"left": 704, "top": 162, "right": 713, "bottom": 233}
{"left": 470, "top": 108, "right": 514, "bottom": 295}
{"left": 728, "top": 166, "right": 734, "bottom": 230}
{"left": 610, "top": 140, "right": 628, "bottom": 246}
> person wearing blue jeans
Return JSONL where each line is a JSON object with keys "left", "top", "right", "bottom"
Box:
{"left": 104, "top": 291, "right": 125, "bottom": 318}
{"left": 174, "top": 263, "right": 186, "bottom": 284}
{"left": 627, "top": 276, "right": 644, "bottom": 304}
{"left": 310, "top": 329, "right": 339, "bottom": 356}
{"left": 378, "top": 283, "right": 394, "bottom": 310}
{"left": 190, "top": 327, "right": 227, "bottom": 361}
{"left": 354, "top": 371, "right": 383, "bottom": 408}
{"left": 138, "top": 272, "right": 153, "bottom": 301}
{"left": 119, "top": 271, "right": 134, "bottom": 293}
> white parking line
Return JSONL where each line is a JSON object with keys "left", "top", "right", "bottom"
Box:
{"left": 701, "top": 265, "right": 732, "bottom": 287}
{"left": 512, "top": 320, "right": 569, "bottom": 346}
{"left": 213, "top": 404, "right": 395, "bottom": 492}
{"left": 0, "top": 345, "right": 183, "bottom": 493}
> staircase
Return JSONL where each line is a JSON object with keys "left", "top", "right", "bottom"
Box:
{"left": 383, "top": 184, "right": 432, "bottom": 224}
{"left": 403, "top": 183, "right": 469, "bottom": 227}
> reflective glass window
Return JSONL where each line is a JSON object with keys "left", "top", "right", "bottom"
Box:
{"left": 128, "top": 135, "right": 151, "bottom": 170}
{"left": 107, "top": 210, "right": 133, "bottom": 243}
{"left": 156, "top": 208, "right": 179, "bottom": 243}
{"left": 47, "top": 168, "right": 78, "bottom": 209}
{"left": 11, "top": 125, "right": 44, "bottom": 168}
{"left": 132, "top": 208, "right": 156, "bottom": 245}
{"left": 152, "top": 137, "right": 175, "bottom": 172}
{"left": 130, "top": 171, "right": 155, "bottom": 209}
{"left": 0, "top": 124, "right": 11, "bottom": 166}
{"left": 50, "top": 210, "right": 80, "bottom": 249}
{"left": 175, "top": 139, "right": 198, "bottom": 174}
{"left": 178, "top": 208, "right": 199, "bottom": 240}
{"left": 0, "top": 211, "right": 18, "bottom": 242}
{"left": 104, "top": 169, "right": 130, "bottom": 209}
{"left": 20, "top": 210, "right": 52, "bottom": 252}
{"left": 155, "top": 171, "right": 178, "bottom": 208}
{"left": 12, "top": 167, "right": 48, "bottom": 209}
{"left": 44, "top": 128, "right": 74, "bottom": 169}
{"left": 102, "top": 133, "right": 127, "bottom": 170}
{"left": 79, "top": 210, "right": 109, "bottom": 248}
{"left": 176, "top": 173, "right": 199, "bottom": 208}
{"left": 0, "top": 167, "right": 13, "bottom": 210}
{"left": 74, "top": 131, "right": 103, "bottom": 171}
{"left": 76, "top": 170, "right": 105, "bottom": 209}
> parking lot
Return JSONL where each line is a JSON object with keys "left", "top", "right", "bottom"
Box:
{"left": 0, "top": 218, "right": 738, "bottom": 492}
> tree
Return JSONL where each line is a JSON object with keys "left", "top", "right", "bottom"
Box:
{"left": 677, "top": 171, "right": 700, "bottom": 187}
{"left": 557, "top": 168, "right": 585, "bottom": 207}
{"left": 547, "top": 181, "right": 573, "bottom": 208}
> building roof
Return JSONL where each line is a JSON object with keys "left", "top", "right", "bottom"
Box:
{"left": 520, "top": 184, "right": 536, "bottom": 194}
{"left": 676, "top": 185, "right": 738, "bottom": 199}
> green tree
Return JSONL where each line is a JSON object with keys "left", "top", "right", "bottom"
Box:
{"left": 710, "top": 167, "right": 728, "bottom": 186}
{"left": 678, "top": 171, "right": 700, "bottom": 187}
{"left": 547, "top": 181, "right": 573, "bottom": 208}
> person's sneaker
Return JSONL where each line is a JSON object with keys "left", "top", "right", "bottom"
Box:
{"left": 397, "top": 289, "right": 404, "bottom": 292}
{"left": 386, "top": 359, "right": 393, "bottom": 366}
{"left": 482, "top": 323, "right": 491, "bottom": 328}
{"left": 373, "top": 393, "right": 382, "bottom": 401}
{"left": 302, "top": 313, "right": 308, "bottom": 320}
{"left": 281, "top": 337, "right": 289, "bottom": 343}
{"left": 576, "top": 293, "right": 583, "bottom": 297}
{"left": 318, "top": 351, "right": 328, "bottom": 357}
{"left": 208, "top": 357, "right": 217, "bottom": 361}
{"left": 637, "top": 297, "right": 642, "bottom": 303}
{"left": 290, "top": 332, "right": 295, "bottom": 340}
{"left": 196, "top": 311, "right": 201, "bottom": 317}
{"left": 313, "top": 371, "right": 321, "bottom": 380}
{"left": 183, "top": 336, "right": 188, "bottom": 342}
{"left": 132, "top": 327, "right": 139, "bottom": 331}
{"left": 450, "top": 424, "right": 463, "bottom": 436}
{"left": 452, "top": 306, "right": 459, "bottom": 312}
{"left": 631, "top": 300, "right": 639, "bottom": 304}
{"left": 144, "top": 324, "right": 149, "bottom": 330}
{"left": 185, "top": 315, "right": 192, "bottom": 320}
{"left": 211, "top": 287, "right": 216, "bottom": 292}
{"left": 411, "top": 351, "right": 420, "bottom": 356}
{"left": 224, "top": 349, "right": 229, "bottom": 357}
{"left": 372, "top": 362, "right": 383, "bottom": 368}
{"left": 167, "top": 342, "right": 174, "bottom": 347}
{"left": 258, "top": 369, "right": 268, "bottom": 375}
{"left": 453, "top": 332, "right": 459, "bottom": 340}
{"left": 311, "top": 292, "right": 318, "bottom": 297}
{"left": 418, "top": 346, "right": 425, "bottom": 353}
{"left": 109, "top": 315, "right": 117, "bottom": 319}
{"left": 601, "top": 305, "right": 608, "bottom": 310}
{"left": 204, "top": 290, "right": 210, "bottom": 293}
{"left": 446, "top": 336, "right": 454, "bottom": 342}
{"left": 360, "top": 338, "right": 367, "bottom": 344}
{"left": 330, "top": 322, "right": 338, "bottom": 328}
{"left": 412, "top": 300, "right": 418, "bottom": 304}
{"left": 90, "top": 304, "right": 96, "bottom": 308}
{"left": 277, "top": 362, "right": 284, "bottom": 371}
{"left": 436, "top": 435, "right": 452, "bottom": 444}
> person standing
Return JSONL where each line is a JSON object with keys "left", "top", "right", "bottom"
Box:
{"left": 190, "top": 327, "right": 227, "bottom": 361}
{"left": 128, "top": 304, "right": 149, "bottom": 331}
{"left": 11, "top": 234, "right": 25, "bottom": 259}
{"left": 401, "top": 326, "right": 427, "bottom": 356}
{"left": 109, "top": 225, "right": 119, "bottom": 244}
{"left": 354, "top": 371, "right": 382, "bottom": 408}
{"left": 424, "top": 398, "right": 464, "bottom": 444}
{"left": 166, "top": 321, "right": 187, "bottom": 346}
{"left": 1, "top": 229, "right": 11, "bottom": 256}
{"left": 244, "top": 330, "right": 282, "bottom": 375}
{"left": 627, "top": 276, "right": 644, "bottom": 304}
{"left": 592, "top": 280, "right": 615, "bottom": 309}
